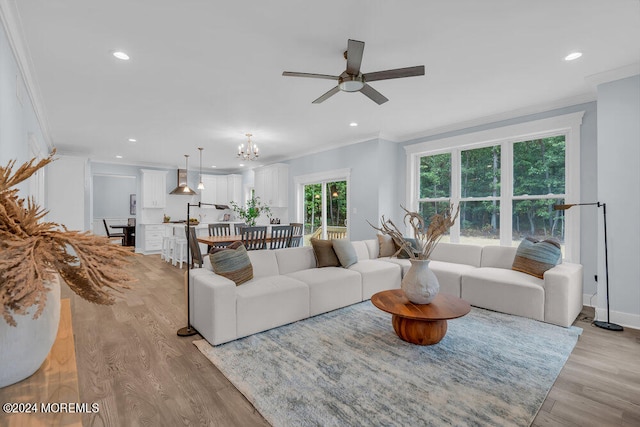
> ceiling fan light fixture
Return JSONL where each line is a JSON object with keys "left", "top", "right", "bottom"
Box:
{"left": 338, "top": 75, "right": 364, "bottom": 92}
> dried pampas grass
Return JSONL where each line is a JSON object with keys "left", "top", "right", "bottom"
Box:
{"left": 369, "top": 204, "right": 459, "bottom": 260}
{"left": 0, "top": 151, "right": 136, "bottom": 326}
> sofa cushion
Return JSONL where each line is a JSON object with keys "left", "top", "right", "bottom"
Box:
{"left": 429, "top": 260, "right": 476, "bottom": 297}
{"left": 351, "top": 241, "right": 371, "bottom": 261}
{"left": 332, "top": 239, "right": 358, "bottom": 268}
{"left": 311, "top": 238, "right": 340, "bottom": 267}
{"left": 377, "top": 234, "right": 396, "bottom": 257}
{"left": 274, "top": 246, "right": 316, "bottom": 275}
{"left": 349, "top": 260, "right": 401, "bottom": 300}
{"left": 512, "top": 237, "right": 562, "bottom": 279}
{"left": 462, "top": 267, "right": 545, "bottom": 321}
{"left": 247, "top": 249, "right": 280, "bottom": 278}
{"left": 286, "top": 267, "right": 361, "bottom": 316}
{"left": 430, "top": 242, "right": 482, "bottom": 267}
{"left": 236, "top": 275, "right": 310, "bottom": 339}
{"left": 364, "top": 239, "right": 379, "bottom": 259}
{"left": 209, "top": 242, "right": 253, "bottom": 285}
{"left": 481, "top": 245, "right": 517, "bottom": 269}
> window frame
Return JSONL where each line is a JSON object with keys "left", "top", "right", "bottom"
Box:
{"left": 405, "top": 112, "right": 583, "bottom": 261}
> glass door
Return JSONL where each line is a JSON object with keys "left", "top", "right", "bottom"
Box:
{"left": 302, "top": 180, "right": 348, "bottom": 244}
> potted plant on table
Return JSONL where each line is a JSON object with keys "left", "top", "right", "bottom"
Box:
{"left": 0, "top": 152, "right": 135, "bottom": 387}
{"left": 230, "top": 196, "right": 272, "bottom": 227}
{"left": 369, "top": 204, "right": 459, "bottom": 304}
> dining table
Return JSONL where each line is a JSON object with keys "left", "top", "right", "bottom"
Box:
{"left": 109, "top": 224, "right": 136, "bottom": 246}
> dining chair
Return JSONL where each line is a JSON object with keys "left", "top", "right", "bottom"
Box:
{"left": 289, "top": 222, "right": 303, "bottom": 247}
{"left": 208, "top": 223, "right": 232, "bottom": 251}
{"left": 270, "top": 225, "right": 293, "bottom": 250}
{"left": 241, "top": 226, "right": 267, "bottom": 251}
{"left": 234, "top": 223, "right": 247, "bottom": 235}
{"left": 186, "top": 226, "right": 203, "bottom": 268}
{"left": 103, "top": 219, "right": 124, "bottom": 245}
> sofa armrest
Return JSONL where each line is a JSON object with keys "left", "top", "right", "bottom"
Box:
{"left": 189, "top": 268, "right": 237, "bottom": 345}
{"left": 543, "top": 262, "right": 583, "bottom": 327}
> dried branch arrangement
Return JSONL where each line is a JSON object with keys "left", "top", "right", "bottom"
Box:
{"left": 369, "top": 204, "right": 459, "bottom": 260}
{"left": 0, "top": 152, "right": 136, "bottom": 326}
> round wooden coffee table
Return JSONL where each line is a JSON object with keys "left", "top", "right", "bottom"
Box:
{"left": 371, "top": 289, "right": 471, "bottom": 345}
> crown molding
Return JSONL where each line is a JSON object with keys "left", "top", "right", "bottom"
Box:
{"left": 397, "top": 92, "right": 596, "bottom": 144}
{"left": 585, "top": 63, "right": 640, "bottom": 88}
{"left": 0, "top": 0, "right": 54, "bottom": 151}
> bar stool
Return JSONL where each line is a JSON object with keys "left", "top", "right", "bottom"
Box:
{"left": 170, "top": 225, "right": 189, "bottom": 268}
{"left": 171, "top": 237, "right": 188, "bottom": 268}
{"left": 161, "top": 227, "right": 174, "bottom": 262}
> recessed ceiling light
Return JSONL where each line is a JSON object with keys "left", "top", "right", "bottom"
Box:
{"left": 239, "top": 163, "right": 245, "bottom": 167}
{"left": 210, "top": 165, "right": 217, "bottom": 168}
{"left": 349, "top": 122, "right": 358, "bottom": 127}
{"left": 564, "top": 52, "right": 582, "bottom": 61}
{"left": 115, "top": 155, "right": 123, "bottom": 159}
{"left": 113, "top": 51, "right": 130, "bottom": 60}
{"left": 128, "top": 138, "right": 136, "bottom": 142}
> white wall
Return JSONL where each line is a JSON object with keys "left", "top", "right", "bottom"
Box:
{"left": 596, "top": 75, "right": 640, "bottom": 328}
{"left": 0, "top": 19, "right": 48, "bottom": 195}
{"left": 45, "top": 155, "right": 87, "bottom": 231}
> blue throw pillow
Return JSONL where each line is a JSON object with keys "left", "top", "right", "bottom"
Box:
{"left": 512, "top": 237, "right": 561, "bottom": 278}
{"left": 396, "top": 238, "right": 419, "bottom": 259}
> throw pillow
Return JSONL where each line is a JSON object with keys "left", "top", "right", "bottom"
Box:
{"left": 396, "top": 238, "right": 419, "bottom": 259}
{"left": 512, "top": 237, "right": 562, "bottom": 279}
{"left": 332, "top": 239, "right": 358, "bottom": 268}
{"left": 209, "top": 241, "right": 253, "bottom": 285}
{"left": 310, "top": 238, "right": 341, "bottom": 268}
{"left": 377, "top": 234, "right": 396, "bottom": 257}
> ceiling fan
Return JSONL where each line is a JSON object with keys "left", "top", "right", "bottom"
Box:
{"left": 282, "top": 39, "right": 425, "bottom": 105}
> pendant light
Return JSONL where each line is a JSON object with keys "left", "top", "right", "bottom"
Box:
{"left": 170, "top": 154, "right": 197, "bottom": 195}
{"left": 197, "top": 147, "right": 205, "bottom": 190}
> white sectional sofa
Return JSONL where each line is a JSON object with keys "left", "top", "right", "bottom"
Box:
{"left": 189, "top": 239, "right": 583, "bottom": 346}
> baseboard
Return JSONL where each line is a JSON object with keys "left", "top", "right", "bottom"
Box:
{"left": 583, "top": 293, "right": 597, "bottom": 307}
{"left": 595, "top": 307, "right": 640, "bottom": 330}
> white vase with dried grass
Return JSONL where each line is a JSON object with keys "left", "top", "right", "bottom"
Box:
{"left": 0, "top": 152, "right": 135, "bottom": 388}
{"left": 370, "top": 205, "right": 459, "bottom": 304}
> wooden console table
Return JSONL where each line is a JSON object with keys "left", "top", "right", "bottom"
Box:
{"left": 0, "top": 299, "right": 82, "bottom": 427}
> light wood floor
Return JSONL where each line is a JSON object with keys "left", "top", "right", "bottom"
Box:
{"left": 12, "top": 254, "right": 640, "bottom": 426}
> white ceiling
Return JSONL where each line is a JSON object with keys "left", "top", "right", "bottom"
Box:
{"left": 5, "top": 0, "right": 640, "bottom": 172}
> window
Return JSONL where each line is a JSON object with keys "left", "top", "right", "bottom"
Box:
{"left": 295, "top": 169, "right": 350, "bottom": 245}
{"left": 406, "top": 112, "right": 583, "bottom": 261}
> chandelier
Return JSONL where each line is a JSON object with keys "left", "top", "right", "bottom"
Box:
{"left": 237, "top": 133, "right": 259, "bottom": 161}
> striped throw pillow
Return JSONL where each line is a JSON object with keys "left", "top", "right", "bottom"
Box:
{"left": 512, "top": 237, "right": 561, "bottom": 279}
{"left": 209, "top": 242, "right": 253, "bottom": 285}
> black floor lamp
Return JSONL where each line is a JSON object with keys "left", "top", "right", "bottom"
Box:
{"left": 553, "top": 202, "right": 623, "bottom": 331}
{"left": 177, "top": 201, "right": 217, "bottom": 337}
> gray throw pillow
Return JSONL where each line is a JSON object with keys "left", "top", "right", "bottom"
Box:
{"left": 396, "top": 238, "right": 419, "bottom": 259}
{"left": 332, "top": 239, "right": 358, "bottom": 268}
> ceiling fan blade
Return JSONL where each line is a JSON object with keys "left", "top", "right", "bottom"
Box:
{"left": 312, "top": 86, "right": 340, "bottom": 104}
{"left": 360, "top": 84, "right": 389, "bottom": 105}
{"left": 346, "top": 39, "right": 365, "bottom": 75}
{"left": 282, "top": 71, "right": 339, "bottom": 80}
{"left": 363, "top": 65, "right": 425, "bottom": 82}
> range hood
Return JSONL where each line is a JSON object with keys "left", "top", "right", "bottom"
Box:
{"left": 169, "top": 169, "right": 197, "bottom": 195}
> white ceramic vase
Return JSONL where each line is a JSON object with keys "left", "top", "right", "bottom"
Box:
{"left": 0, "top": 274, "right": 61, "bottom": 388}
{"left": 401, "top": 259, "right": 440, "bottom": 304}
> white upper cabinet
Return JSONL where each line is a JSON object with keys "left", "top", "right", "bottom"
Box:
{"left": 141, "top": 170, "right": 167, "bottom": 208}
{"left": 200, "top": 174, "right": 243, "bottom": 206}
{"left": 254, "top": 163, "right": 288, "bottom": 207}
{"left": 199, "top": 175, "right": 219, "bottom": 205}
{"left": 227, "top": 174, "right": 242, "bottom": 205}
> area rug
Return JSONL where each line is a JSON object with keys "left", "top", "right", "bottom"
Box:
{"left": 194, "top": 301, "right": 581, "bottom": 427}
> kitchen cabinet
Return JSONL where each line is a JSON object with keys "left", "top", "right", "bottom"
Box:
{"left": 141, "top": 170, "right": 167, "bottom": 208}
{"left": 200, "top": 174, "right": 242, "bottom": 206}
{"left": 254, "top": 163, "right": 288, "bottom": 207}
{"left": 227, "top": 174, "right": 242, "bottom": 205}
{"left": 142, "top": 224, "right": 167, "bottom": 253}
